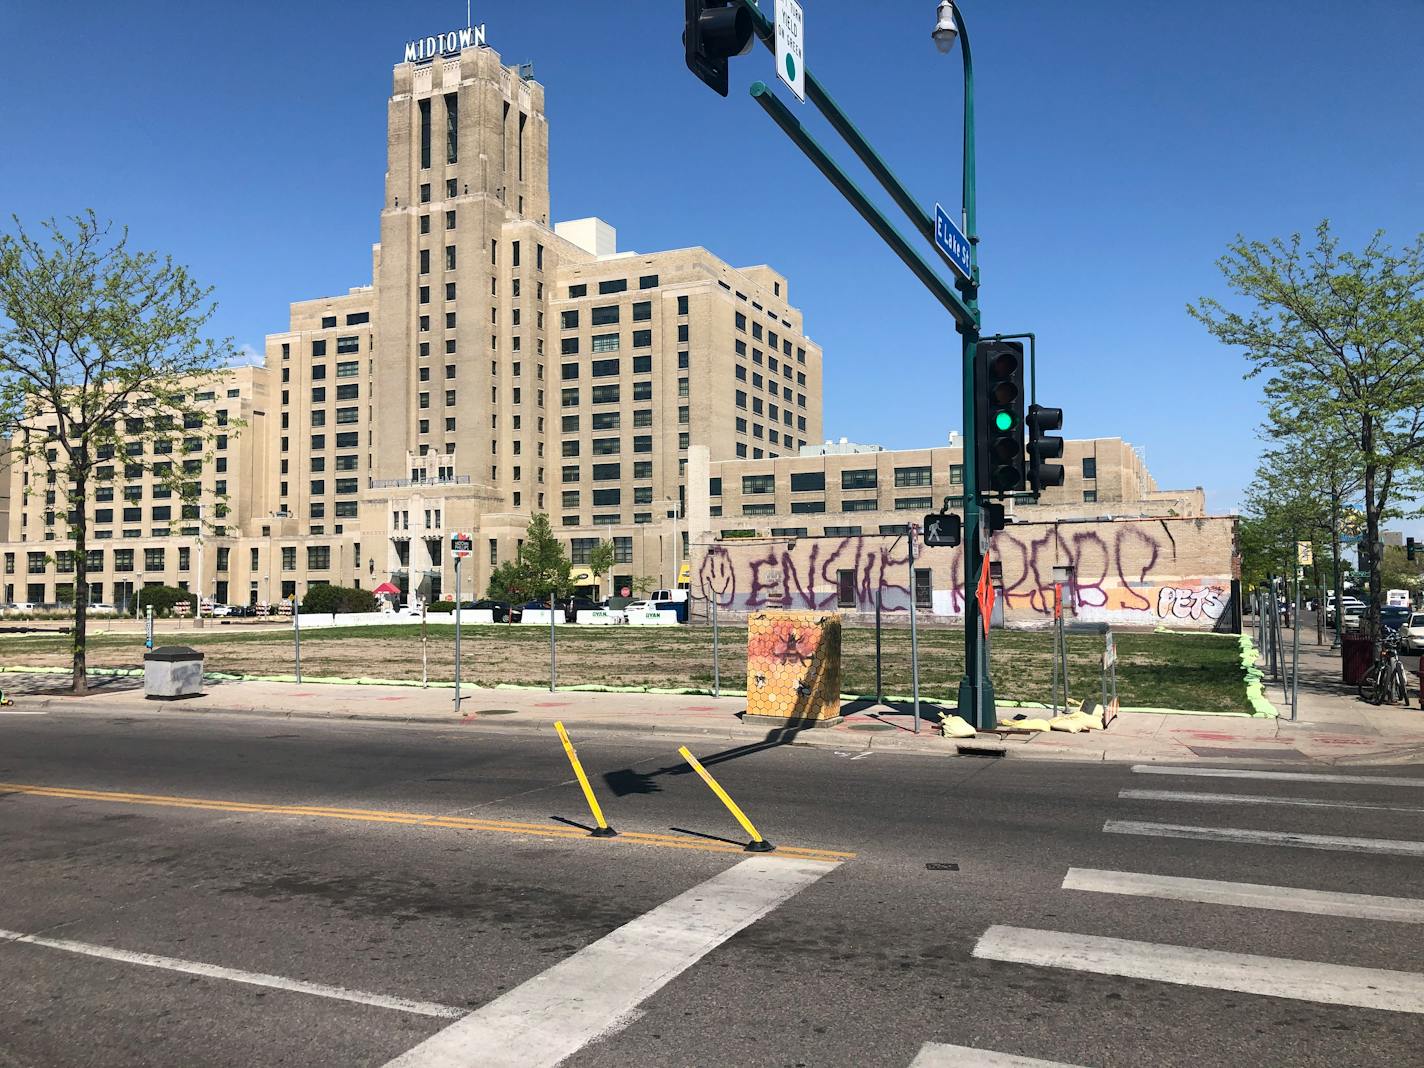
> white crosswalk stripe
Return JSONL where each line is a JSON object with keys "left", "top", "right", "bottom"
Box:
{"left": 909, "top": 1042, "right": 1088, "bottom": 1067}
{"left": 1103, "top": 819, "right": 1424, "bottom": 856}
{"left": 973, "top": 925, "right": 1424, "bottom": 1014}
{"left": 1119, "top": 787, "right": 1424, "bottom": 813}
{"left": 1063, "top": 868, "right": 1424, "bottom": 924}
{"left": 1130, "top": 764, "right": 1424, "bottom": 787}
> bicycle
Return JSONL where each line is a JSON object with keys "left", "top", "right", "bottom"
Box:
{"left": 1358, "top": 634, "right": 1411, "bottom": 707}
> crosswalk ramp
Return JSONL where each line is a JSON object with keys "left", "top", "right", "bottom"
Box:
{"left": 949, "top": 763, "right": 1424, "bottom": 1064}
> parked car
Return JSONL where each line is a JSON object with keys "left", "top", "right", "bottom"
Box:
{"left": 86, "top": 603, "right": 117, "bottom": 616}
{"left": 466, "top": 599, "right": 512, "bottom": 622}
{"left": 1380, "top": 605, "right": 1412, "bottom": 635}
{"left": 210, "top": 603, "right": 233, "bottom": 617}
{"left": 1399, "top": 613, "right": 1424, "bottom": 653}
{"left": 6, "top": 602, "right": 38, "bottom": 615}
{"left": 562, "top": 596, "right": 599, "bottom": 622}
{"left": 1327, "top": 596, "right": 1366, "bottom": 626}
{"left": 649, "top": 589, "right": 689, "bottom": 604}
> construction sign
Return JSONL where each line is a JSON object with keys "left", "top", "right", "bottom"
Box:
{"left": 975, "top": 550, "right": 994, "bottom": 636}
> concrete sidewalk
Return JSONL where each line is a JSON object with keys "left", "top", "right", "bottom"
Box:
{"left": 5, "top": 637, "right": 1424, "bottom": 766}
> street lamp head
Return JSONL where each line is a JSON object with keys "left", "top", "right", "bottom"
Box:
{"left": 932, "top": 0, "right": 959, "bottom": 53}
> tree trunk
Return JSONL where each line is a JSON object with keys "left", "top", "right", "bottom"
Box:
{"left": 1363, "top": 416, "right": 1382, "bottom": 643}
{"left": 1331, "top": 496, "right": 1345, "bottom": 649}
{"left": 70, "top": 465, "right": 89, "bottom": 695}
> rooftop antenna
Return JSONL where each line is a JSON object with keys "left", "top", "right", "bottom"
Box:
{"left": 466, "top": 0, "right": 471, "bottom": 27}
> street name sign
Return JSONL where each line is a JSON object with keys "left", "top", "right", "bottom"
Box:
{"left": 775, "top": 0, "right": 805, "bottom": 103}
{"left": 933, "top": 202, "right": 972, "bottom": 282}
{"left": 450, "top": 531, "right": 473, "bottom": 559}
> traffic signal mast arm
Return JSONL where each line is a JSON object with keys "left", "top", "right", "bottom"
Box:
{"left": 749, "top": 84, "right": 977, "bottom": 329}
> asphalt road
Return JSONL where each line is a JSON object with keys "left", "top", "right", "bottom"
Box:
{"left": 2, "top": 709, "right": 1423, "bottom": 1067}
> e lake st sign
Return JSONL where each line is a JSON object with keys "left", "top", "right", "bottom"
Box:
{"left": 404, "top": 24, "right": 486, "bottom": 64}
{"left": 933, "top": 203, "right": 973, "bottom": 283}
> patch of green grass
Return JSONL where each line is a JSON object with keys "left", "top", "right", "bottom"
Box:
{"left": 0, "top": 623, "right": 1252, "bottom": 713}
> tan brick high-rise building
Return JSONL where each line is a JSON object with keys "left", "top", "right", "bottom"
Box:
{"left": 0, "top": 33, "right": 824, "bottom": 610}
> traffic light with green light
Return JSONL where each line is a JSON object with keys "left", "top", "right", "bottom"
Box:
{"left": 974, "top": 340, "right": 1026, "bottom": 494}
{"left": 684, "top": 0, "right": 755, "bottom": 97}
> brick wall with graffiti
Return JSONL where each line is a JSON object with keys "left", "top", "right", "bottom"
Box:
{"left": 693, "top": 515, "right": 1239, "bottom": 631}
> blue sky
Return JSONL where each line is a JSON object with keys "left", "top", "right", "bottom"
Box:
{"left": 2, "top": 0, "right": 1421, "bottom": 515}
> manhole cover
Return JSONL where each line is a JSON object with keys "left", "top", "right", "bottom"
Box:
{"left": 847, "top": 722, "right": 895, "bottom": 732}
{"left": 475, "top": 708, "right": 521, "bottom": 716}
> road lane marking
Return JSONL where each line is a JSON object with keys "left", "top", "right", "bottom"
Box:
{"left": 1131, "top": 765, "right": 1424, "bottom": 788}
{"left": 910, "top": 1042, "right": 1087, "bottom": 1067}
{"left": 382, "top": 856, "right": 836, "bottom": 1068}
{"left": 1119, "top": 788, "right": 1424, "bottom": 813}
{"left": 0, "top": 781, "right": 854, "bottom": 863}
{"left": 1064, "top": 868, "right": 1424, "bottom": 924}
{"left": 1104, "top": 819, "right": 1424, "bottom": 857}
{"left": 973, "top": 925, "right": 1424, "bottom": 1014}
{"left": 0, "top": 927, "right": 463, "bottom": 1018}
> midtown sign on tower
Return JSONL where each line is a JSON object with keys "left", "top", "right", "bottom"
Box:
{"left": 403, "top": 24, "right": 486, "bottom": 63}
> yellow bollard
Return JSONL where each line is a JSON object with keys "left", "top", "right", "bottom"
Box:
{"left": 555, "top": 721, "right": 617, "bottom": 837}
{"left": 677, "top": 745, "right": 774, "bottom": 852}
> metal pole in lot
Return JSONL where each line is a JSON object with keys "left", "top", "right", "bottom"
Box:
{"left": 453, "top": 557, "right": 462, "bottom": 711}
{"left": 874, "top": 586, "right": 883, "bottom": 704}
{"left": 1292, "top": 566, "right": 1302, "bottom": 720}
{"left": 293, "top": 599, "right": 301, "bottom": 685}
{"left": 908, "top": 526, "right": 920, "bottom": 734}
{"left": 712, "top": 596, "right": 721, "bottom": 699}
{"left": 550, "top": 589, "right": 557, "bottom": 692}
{"left": 421, "top": 603, "right": 428, "bottom": 688}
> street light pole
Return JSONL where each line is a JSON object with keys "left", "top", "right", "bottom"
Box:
{"left": 938, "top": 2, "right": 993, "bottom": 728}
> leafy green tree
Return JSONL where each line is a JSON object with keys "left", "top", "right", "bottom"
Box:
{"left": 0, "top": 213, "right": 232, "bottom": 692}
{"left": 515, "top": 513, "right": 573, "bottom": 601}
{"left": 587, "top": 539, "right": 616, "bottom": 596}
{"left": 301, "top": 584, "right": 377, "bottom": 614}
{"left": 136, "top": 585, "right": 197, "bottom": 618}
{"left": 1191, "top": 222, "right": 1424, "bottom": 637}
{"left": 486, "top": 560, "right": 526, "bottom": 603}
{"left": 1240, "top": 418, "right": 1361, "bottom": 641}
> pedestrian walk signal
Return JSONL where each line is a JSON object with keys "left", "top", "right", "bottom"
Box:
{"left": 923, "top": 513, "right": 962, "bottom": 547}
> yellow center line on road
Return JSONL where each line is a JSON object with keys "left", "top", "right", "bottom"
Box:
{"left": 0, "top": 782, "right": 856, "bottom": 863}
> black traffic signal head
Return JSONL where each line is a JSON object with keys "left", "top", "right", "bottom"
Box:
{"left": 684, "top": 0, "right": 755, "bottom": 97}
{"left": 985, "top": 501, "right": 1007, "bottom": 532}
{"left": 974, "top": 340, "right": 1026, "bottom": 494}
{"left": 1408, "top": 537, "right": 1418, "bottom": 562}
{"left": 1027, "top": 403, "right": 1065, "bottom": 492}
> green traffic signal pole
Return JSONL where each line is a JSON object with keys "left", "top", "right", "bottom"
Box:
{"left": 949, "top": 3, "right": 993, "bottom": 729}
{"left": 733, "top": 1, "right": 993, "bottom": 728}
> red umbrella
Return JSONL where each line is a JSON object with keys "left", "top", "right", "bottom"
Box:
{"left": 372, "top": 582, "right": 401, "bottom": 595}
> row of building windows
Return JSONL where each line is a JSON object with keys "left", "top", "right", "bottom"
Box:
{"left": 566, "top": 275, "right": 658, "bottom": 299}
{"left": 713, "top": 459, "right": 1097, "bottom": 498}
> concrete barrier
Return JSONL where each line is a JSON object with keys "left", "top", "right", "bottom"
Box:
{"left": 576, "top": 610, "right": 625, "bottom": 625}
{"left": 520, "top": 609, "right": 559, "bottom": 625}
{"left": 627, "top": 609, "right": 677, "bottom": 626}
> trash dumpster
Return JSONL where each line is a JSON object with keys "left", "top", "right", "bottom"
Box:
{"left": 144, "top": 646, "right": 204, "bottom": 699}
{"left": 1341, "top": 635, "right": 1373, "bottom": 686}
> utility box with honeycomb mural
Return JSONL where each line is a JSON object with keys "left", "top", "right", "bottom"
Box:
{"left": 745, "top": 610, "right": 843, "bottom": 727}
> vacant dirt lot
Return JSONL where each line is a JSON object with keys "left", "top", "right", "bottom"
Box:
{"left": 0, "top": 620, "right": 1252, "bottom": 714}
